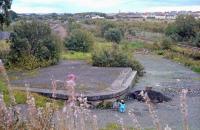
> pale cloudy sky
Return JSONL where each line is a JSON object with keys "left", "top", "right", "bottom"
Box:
{"left": 12, "top": 0, "right": 200, "bottom": 13}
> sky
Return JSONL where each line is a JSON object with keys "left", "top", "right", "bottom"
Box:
{"left": 12, "top": 0, "right": 200, "bottom": 14}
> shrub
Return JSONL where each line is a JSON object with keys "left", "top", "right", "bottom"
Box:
{"left": 128, "top": 28, "right": 136, "bottom": 36}
{"left": 165, "top": 15, "right": 197, "bottom": 42}
{"left": 160, "top": 37, "right": 172, "bottom": 50}
{"left": 194, "top": 32, "right": 200, "bottom": 47}
{"left": 165, "top": 23, "right": 180, "bottom": 41}
{"left": 151, "top": 42, "right": 161, "bottom": 50}
{"left": 91, "top": 45, "right": 144, "bottom": 76}
{"left": 100, "top": 22, "right": 116, "bottom": 36}
{"left": 8, "top": 20, "right": 60, "bottom": 69}
{"left": 65, "top": 29, "right": 94, "bottom": 52}
{"left": 104, "top": 28, "right": 122, "bottom": 44}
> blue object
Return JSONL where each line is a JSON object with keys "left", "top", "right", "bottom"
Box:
{"left": 119, "top": 103, "right": 126, "bottom": 113}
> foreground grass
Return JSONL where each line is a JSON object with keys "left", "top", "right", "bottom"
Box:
{"left": 0, "top": 40, "right": 10, "bottom": 58}
{"left": 0, "top": 80, "right": 64, "bottom": 107}
{"left": 101, "top": 123, "right": 154, "bottom": 130}
{"left": 0, "top": 40, "right": 10, "bottom": 51}
{"left": 152, "top": 45, "right": 200, "bottom": 74}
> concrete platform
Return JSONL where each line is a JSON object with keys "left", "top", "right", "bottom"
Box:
{"left": 9, "top": 61, "right": 137, "bottom": 101}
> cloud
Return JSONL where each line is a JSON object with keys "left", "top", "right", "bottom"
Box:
{"left": 66, "top": 0, "right": 122, "bottom": 8}
{"left": 14, "top": 0, "right": 66, "bottom": 5}
{"left": 145, "top": 5, "right": 200, "bottom": 12}
{"left": 12, "top": 6, "right": 62, "bottom": 14}
{"left": 12, "top": 0, "right": 200, "bottom": 13}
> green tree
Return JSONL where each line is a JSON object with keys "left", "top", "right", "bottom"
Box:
{"left": 194, "top": 32, "right": 200, "bottom": 47}
{"left": 8, "top": 20, "right": 60, "bottom": 69}
{"left": 101, "top": 22, "right": 116, "bottom": 36}
{"left": 104, "top": 28, "right": 122, "bottom": 44}
{"left": 9, "top": 10, "right": 18, "bottom": 21}
{"left": 65, "top": 29, "right": 94, "bottom": 52}
{"left": 165, "top": 15, "right": 197, "bottom": 41}
{"left": 0, "top": 0, "right": 12, "bottom": 30}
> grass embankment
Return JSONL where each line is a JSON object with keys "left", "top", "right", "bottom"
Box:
{"left": 0, "top": 80, "right": 64, "bottom": 107}
{"left": 116, "top": 39, "right": 200, "bottom": 74}
{"left": 153, "top": 45, "right": 200, "bottom": 73}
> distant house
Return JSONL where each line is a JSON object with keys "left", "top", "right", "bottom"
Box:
{"left": 85, "top": 15, "right": 91, "bottom": 19}
{"left": 0, "top": 32, "right": 10, "bottom": 40}
{"left": 91, "top": 15, "right": 104, "bottom": 19}
{"left": 192, "top": 11, "right": 200, "bottom": 19}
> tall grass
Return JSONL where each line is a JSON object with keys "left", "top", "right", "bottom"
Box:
{"left": 0, "top": 40, "right": 10, "bottom": 59}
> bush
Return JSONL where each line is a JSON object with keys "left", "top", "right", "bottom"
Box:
{"left": 160, "top": 37, "right": 172, "bottom": 50}
{"left": 100, "top": 22, "right": 116, "bottom": 36}
{"left": 8, "top": 20, "right": 60, "bottom": 69}
{"left": 165, "top": 15, "right": 198, "bottom": 42}
{"left": 194, "top": 32, "right": 200, "bottom": 47}
{"left": 91, "top": 45, "right": 144, "bottom": 76}
{"left": 151, "top": 42, "right": 161, "bottom": 50}
{"left": 104, "top": 28, "right": 122, "bottom": 44}
{"left": 128, "top": 28, "right": 136, "bottom": 36}
{"left": 65, "top": 29, "right": 94, "bottom": 52}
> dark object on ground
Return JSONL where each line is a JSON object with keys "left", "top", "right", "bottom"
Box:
{"left": 129, "top": 89, "right": 171, "bottom": 103}
{"left": 128, "top": 90, "right": 145, "bottom": 102}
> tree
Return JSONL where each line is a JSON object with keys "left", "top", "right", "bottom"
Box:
{"left": 165, "top": 15, "right": 197, "bottom": 41}
{"left": 0, "top": 0, "right": 12, "bottom": 30}
{"left": 9, "top": 10, "right": 18, "bottom": 21}
{"left": 101, "top": 22, "right": 116, "bottom": 36}
{"left": 65, "top": 29, "right": 94, "bottom": 52}
{"left": 104, "top": 28, "right": 122, "bottom": 44}
{"left": 194, "top": 32, "right": 200, "bottom": 47}
{"left": 8, "top": 20, "right": 60, "bottom": 69}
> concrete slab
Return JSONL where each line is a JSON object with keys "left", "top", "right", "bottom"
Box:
{"left": 9, "top": 61, "right": 137, "bottom": 101}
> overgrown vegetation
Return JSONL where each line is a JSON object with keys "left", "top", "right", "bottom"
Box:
{"left": 101, "top": 123, "right": 154, "bottom": 130}
{"left": 149, "top": 39, "right": 200, "bottom": 73}
{"left": 7, "top": 20, "right": 60, "bottom": 70}
{"left": 87, "top": 19, "right": 167, "bottom": 34}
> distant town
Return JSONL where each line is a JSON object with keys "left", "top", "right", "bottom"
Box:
{"left": 18, "top": 11, "right": 200, "bottom": 21}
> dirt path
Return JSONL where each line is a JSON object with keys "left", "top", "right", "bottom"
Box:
{"left": 93, "top": 54, "right": 200, "bottom": 130}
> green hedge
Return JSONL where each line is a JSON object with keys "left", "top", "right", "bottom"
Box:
{"left": 91, "top": 45, "right": 144, "bottom": 76}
